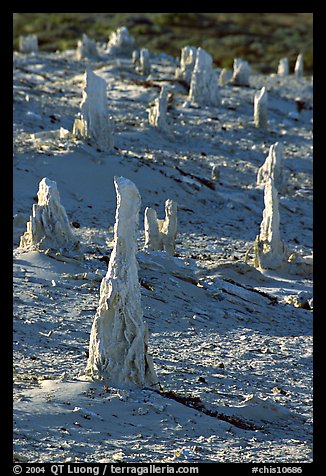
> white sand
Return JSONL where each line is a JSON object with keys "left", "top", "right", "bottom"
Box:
{"left": 13, "top": 45, "right": 313, "bottom": 463}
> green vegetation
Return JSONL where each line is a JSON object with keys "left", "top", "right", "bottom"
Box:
{"left": 13, "top": 13, "right": 313, "bottom": 74}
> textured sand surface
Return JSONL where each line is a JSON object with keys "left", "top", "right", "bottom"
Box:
{"left": 13, "top": 45, "right": 313, "bottom": 463}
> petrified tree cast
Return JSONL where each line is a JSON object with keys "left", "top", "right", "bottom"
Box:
{"left": 175, "top": 46, "right": 197, "bottom": 86}
{"left": 148, "top": 86, "right": 170, "bottom": 132}
{"left": 254, "top": 178, "right": 287, "bottom": 270}
{"left": 73, "top": 68, "right": 113, "bottom": 151}
{"left": 86, "top": 177, "right": 158, "bottom": 388}
{"left": 19, "top": 35, "right": 38, "bottom": 54}
{"left": 232, "top": 58, "right": 250, "bottom": 86}
{"left": 294, "top": 53, "right": 304, "bottom": 78}
{"left": 219, "top": 68, "right": 232, "bottom": 86}
{"left": 277, "top": 57, "right": 289, "bottom": 77}
{"left": 254, "top": 87, "right": 268, "bottom": 129}
{"left": 188, "top": 48, "right": 220, "bottom": 107}
{"left": 144, "top": 199, "right": 177, "bottom": 256}
{"left": 137, "top": 48, "right": 151, "bottom": 76}
{"left": 257, "top": 142, "right": 287, "bottom": 194}
{"left": 107, "top": 27, "right": 137, "bottom": 58}
{"left": 76, "top": 34, "right": 99, "bottom": 60}
{"left": 19, "top": 177, "right": 78, "bottom": 252}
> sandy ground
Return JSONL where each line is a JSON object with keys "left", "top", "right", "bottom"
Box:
{"left": 13, "top": 45, "right": 313, "bottom": 463}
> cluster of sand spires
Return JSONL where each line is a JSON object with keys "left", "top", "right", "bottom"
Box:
{"left": 17, "top": 27, "right": 311, "bottom": 389}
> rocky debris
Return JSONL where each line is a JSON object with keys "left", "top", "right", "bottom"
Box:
{"left": 221, "top": 394, "right": 306, "bottom": 425}
{"left": 211, "top": 164, "right": 220, "bottom": 182}
{"left": 287, "top": 252, "right": 313, "bottom": 278}
{"left": 132, "top": 49, "right": 140, "bottom": 66}
{"left": 30, "top": 127, "right": 70, "bottom": 143}
{"left": 284, "top": 290, "right": 313, "bottom": 310}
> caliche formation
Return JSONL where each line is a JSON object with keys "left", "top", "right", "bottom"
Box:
{"left": 254, "top": 86, "right": 268, "bottom": 129}
{"left": 232, "top": 58, "right": 250, "bottom": 86}
{"left": 148, "top": 86, "right": 171, "bottom": 133}
{"left": 73, "top": 68, "right": 114, "bottom": 151}
{"left": 85, "top": 177, "right": 158, "bottom": 388}
{"left": 107, "top": 27, "right": 137, "bottom": 58}
{"left": 76, "top": 34, "right": 99, "bottom": 60}
{"left": 175, "top": 46, "right": 197, "bottom": 86}
{"left": 19, "top": 34, "right": 38, "bottom": 54}
{"left": 188, "top": 48, "right": 220, "bottom": 107}
{"left": 219, "top": 68, "right": 232, "bottom": 86}
{"left": 137, "top": 48, "right": 151, "bottom": 76}
{"left": 294, "top": 53, "right": 304, "bottom": 78}
{"left": 257, "top": 142, "right": 287, "bottom": 195}
{"left": 277, "top": 57, "right": 289, "bottom": 77}
{"left": 19, "top": 177, "right": 78, "bottom": 252}
{"left": 144, "top": 199, "right": 178, "bottom": 256}
{"left": 254, "top": 178, "right": 287, "bottom": 270}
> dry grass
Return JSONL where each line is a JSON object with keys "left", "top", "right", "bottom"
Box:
{"left": 13, "top": 13, "right": 313, "bottom": 74}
